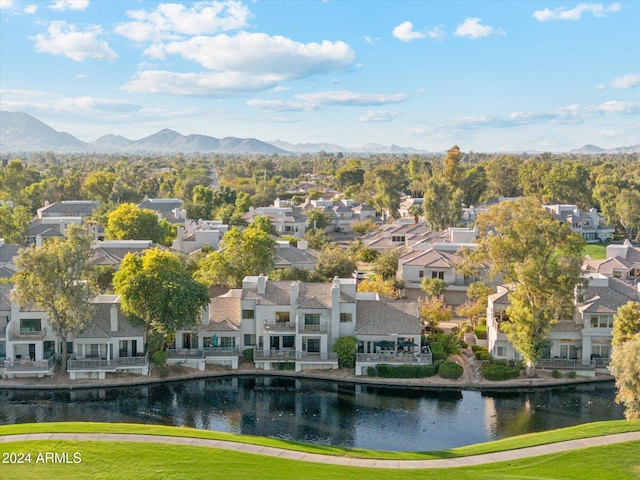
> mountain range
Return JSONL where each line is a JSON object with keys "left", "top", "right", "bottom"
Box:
{"left": 1, "top": 110, "right": 638, "bottom": 155}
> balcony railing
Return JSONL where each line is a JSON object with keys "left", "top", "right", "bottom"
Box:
{"left": 203, "top": 346, "right": 239, "bottom": 357}
{"left": 67, "top": 354, "right": 149, "bottom": 371}
{"left": 263, "top": 321, "right": 296, "bottom": 332}
{"left": 166, "top": 348, "right": 204, "bottom": 359}
{"left": 8, "top": 327, "right": 47, "bottom": 341}
{"left": 253, "top": 349, "right": 297, "bottom": 361}
{"left": 537, "top": 358, "right": 597, "bottom": 370}
{"left": 356, "top": 352, "right": 433, "bottom": 365}
{"left": 296, "top": 351, "right": 337, "bottom": 362}
{"left": 299, "top": 324, "right": 327, "bottom": 333}
{"left": 4, "top": 353, "right": 57, "bottom": 372}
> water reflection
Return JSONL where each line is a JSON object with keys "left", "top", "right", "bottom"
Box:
{"left": 0, "top": 377, "right": 624, "bottom": 451}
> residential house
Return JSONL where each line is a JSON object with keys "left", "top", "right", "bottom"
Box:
{"left": 544, "top": 204, "right": 614, "bottom": 243}
{"left": 299, "top": 198, "right": 376, "bottom": 232}
{"left": 0, "top": 285, "right": 11, "bottom": 361}
{"left": 362, "top": 222, "right": 431, "bottom": 252}
{"left": 26, "top": 216, "right": 82, "bottom": 246}
{"left": 487, "top": 274, "right": 640, "bottom": 372}
{"left": 354, "top": 299, "right": 426, "bottom": 376}
{"left": 273, "top": 240, "right": 318, "bottom": 272}
{"left": 137, "top": 198, "right": 187, "bottom": 225}
{"left": 67, "top": 295, "right": 148, "bottom": 380}
{"left": 244, "top": 204, "right": 307, "bottom": 238}
{"left": 0, "top": 239, "right": 21, "bottom": 279}
{"left": 90, "top": 240, "right": 157, "bottom": 269}
{"left": 582, "top": 240, "right": 640, "bottom": 282}
{"left": 37, "top": 200, "right": 99, "bottom": 221}
{"left": 398, "top": 197, "right": 424, "bottom": 220}
{"left": 172, "top": 220, "right": 229, "bottom": 254}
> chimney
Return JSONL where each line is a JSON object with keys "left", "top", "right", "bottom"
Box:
{"left": 177, "top": 226, "right": 184, "bottom": 251}
{"left": 257, "top": 274, "right": 267, "bottom": 295}
{"left": 110, "top": 304, "right": 118, "bottom": 332}
{"left": 36, "top": 234, "right": 43, "bottom": 247}
{"left": 290, "top": 281, "right": 299, "bottom": 308}
{"left": 297, "top": 240, "right": 308, "bottom": 250}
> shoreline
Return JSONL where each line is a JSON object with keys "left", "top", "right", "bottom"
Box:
{"left": 0, "top": 363, "right": 616, "bottom": 392}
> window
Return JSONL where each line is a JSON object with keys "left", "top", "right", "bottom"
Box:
{"left": 244, "top": 334, "right": 256, "bottom": 346}
{"left": 391, "top": 235, "right": 405, "bottom": 242}
{"left": 220, "top": 337, "right": 235, "bottom": 348}
{"left": 20, "top": 318, "right": 41, "bottom": 333}
{"left": 282, "top": 336, "right": 295, "bottom": 348}
{"left": 242, "top": 310, "right": 255, "bottom": 319}
{"left": 275, "top": 311, "right": 290, "bottom": 323}
{"left": 592, "top": 344, "right": 610, "bottom": 358}
{"left": 340, "top": 312, "right": 352, "bottom": 323}
{"left": 496, "top": 346, "right": 506, "bottom": 357}
{"left": 306, "top": 338, "right": 320, "bottom": 353}
{"left": 589, "top": 314, "right": 613, "bottom": 328}
{"left": 418, "top": 270, "right": 424, "bottom": 278}
{"left": 305, "top": 314, "right": 320, "bottom": 325}
{"left": 431, "top": 271, "right": 444, "bottom": 280}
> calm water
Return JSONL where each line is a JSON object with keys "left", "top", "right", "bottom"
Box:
{"left": 0, "top": 377, "right": 624, "bottom": 451}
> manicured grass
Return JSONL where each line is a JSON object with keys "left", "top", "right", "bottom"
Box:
{"left": 1, "top": 439, "right": 638, "bottom": 479}
{"left": 584, "top": 244, "right": 607, "bottom": 259}
{"left": 0, "top": 420, "right": 639, "bottom": 460}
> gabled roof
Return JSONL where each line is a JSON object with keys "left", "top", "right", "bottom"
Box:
{"left": 579, "top": 277, "right": 639, "bottom": 315}
{"left": 200, "top": 318, "right": 240, "bottom": 332}
{"left": 274, "top": 245, "right": 318, "bottom": 268}
{"left": 76, "top": 298, "right": 144, "bottom": 338}
{"left": 400, "top": 248, "right": 459, "bottom": 268}
{"left": 296, "top": 296, "right": 329, "bottom": 309}
{"left": 209, "top": 294, "right": 241, "bottom": 327}
{"left": 355, "top": 300, "right": 421, "bottom": 335}
{"left": 38, "top": 200, "right": 99, "bottom": 217}
{"left": 0, "top": 243, "right": 21, "bottom": 263}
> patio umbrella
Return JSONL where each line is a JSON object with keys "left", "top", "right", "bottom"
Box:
{"left": 374, "top": 341, "right": 395, "bottom": 349}
{"left": 398, "top": 340, "right": 417, "bottom": 347}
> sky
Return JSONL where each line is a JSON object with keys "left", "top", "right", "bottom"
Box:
{"left": 0, "top": 0, "right": 639, "bottom": 152}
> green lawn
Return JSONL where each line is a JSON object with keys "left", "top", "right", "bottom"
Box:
{"left": 1, "top": 420, "right": 639, "bottom": 460}
{"left": 1, "top": 435, "right": 638, "bottom": 479}
{"left": 584, "top": 243, "right": 607, "bottom": 259}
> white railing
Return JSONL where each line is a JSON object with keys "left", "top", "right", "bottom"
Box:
{"left": 254, "top": 350, "right": 297, "bottom": 361}
{"left": 203, "top": 346, "right": 239, "bottom": 357}
{"left": 299, "top": 324, "right": 327, "bottom": 333}
{"left": 264, "top": 321, "right": 296, "bottom": 332}
{"left": 4, "top": 353, "right": 57, "bottom": 372}
{"left": 67, "top": 354, "right": 149, "bottom": 371}
{"left": 356, "top": 351, "right": 432, "bottom": 365}
{"left": 166, "top": 348, "right": 204, "bottom": 359}
{"left": 8, "top": 327, "right": 47, "bottom": 341}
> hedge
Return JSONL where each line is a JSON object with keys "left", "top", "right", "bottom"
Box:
{"left": 375, "top": 364, "right": 438, "bottom": 378}
{"left": 481, "top": 363, "right": 521, "bottom": 381}
{"left": 474, "top": 325, "right": 487, "bottom": 340}
{"left": 438, "top": 361, "right": 464, "bottom": 379}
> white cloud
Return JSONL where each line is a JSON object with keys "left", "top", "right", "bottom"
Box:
{"left": 32, "top": 21, "right": 117, "bottom": 62}
{"left": 115, "top": 1, "right": 250, "bottom": 42}
{"left": 392, "top": 21, "right": 426, "bottom": 42}
{"left": 426, "top": 26, "right": 446, "bottom": 40}
{"left": 149, "top": 33, "right": 354, "bottom": 78}
{"left": 0, "top": 89, "right": 140, "bottom": 114}
{"left": 598, "top": 73, "right": 640, "bottom": 89}
{"left": 121, "top": 70, "right": 284, "bottom": 96}
{"left": 24, "top": 4, "right": 37, "bottom": 13}
{"left": 0, "top": 0, "right": 13, "bottom": 9}
{"left": 440, "top": 100, "right": 639, "bottom": 129}
{"left": 358, "top": 109, "right": 401, "bottom": 122}
{"left": 50, "top": 0, "right": 89, "bottom": 11}
{"left": 294, "top": 90, "right": 408, "bottom": 106}
{"left": 246, "top": 99, "right": 317, "bottom": 112}
{"left": 455, "top": 18, "right": 504, "bottom": 39}
{"left": 533, "top": 3, "right": 621, "bottom": 21}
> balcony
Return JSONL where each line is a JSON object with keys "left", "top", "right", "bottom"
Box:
{"left": 253, "top": 349, "right": 297, "bottom": 361}
{"left": 263, "top": 321, "right": 296, "bottom": 333}
{"left": 356, "top": 352, "right": 433, "bottom": 365}
{"left": 537, "top": 358, "right": 599, "bottom": 370}
{"left": 67, "top": 354, "right": 149, "bottom": 371}
{"left": 298, "top": 324, "right": 327, "bottom": 333}
{"left": 203, "top": 346, "right": 239, "bottom": 357}
{"left": 166, "top": 348, "right": 204, "bottom": 359}
{"left": 297, "top": 351, "right": 337, "bottom": 362}
{"left": 8, "top": 327, "right": 48, "bottom": 341}
{"left": 4, "top": 354, "right": 57, "bottom": 373}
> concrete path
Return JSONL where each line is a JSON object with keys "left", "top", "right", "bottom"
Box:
{"left": 1, "top": 432, "right": 639, "bottom": 469}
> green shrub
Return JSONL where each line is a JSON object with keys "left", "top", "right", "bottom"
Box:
{"left": 552, "top": 369, "right": 562, "bottom": 378}
{"left": 366, "top": 366, "right": 376, "bottom": 377}
{"left": 476, "top": 351, "right": 493, "bottom": 361}
{"left": 474, "top": 325, "right": 487, "bottom": 340}
{"left": 375, "top": 364, "right": 438, "bottom": 378}
{"left": 242, "top": 348, "right": 254, "bottom": 362}
{"left": 471, "top": 345, "right": 487, "bottom": 353}
{"left": 568, "top": 371, "right": 577, "bottom": 379}
{"left": 274, "top": 362, "right": 295, "bottom": 371}
{"left": 438, "top": 361, "right": 464, "bottom": 379}
{"left": 481, "top": 363, "right": 521, "bottom": 381}
{"left": 152, "top": 350, "right": 168, "bottom": 366}
{"left": 492, "top": 359, "right": 508, "bottom": 366}
{"left": 332, "top": 335, "right": 357, "bottom": 368}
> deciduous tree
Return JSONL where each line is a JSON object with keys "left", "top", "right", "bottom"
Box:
{"left": 13, "top": 224, "right": 96, "bottom": 369}
{"left": 105, "top": 203, "right": 176, "bottom": 246}
{"left": 460, "top": 197, "right": 584, "bottom": 377}
{"left": 609, "top": 333, "right": 640, "bottom": 419}
{"left": 113, "top": 248, "right": 210, "bottom": 344}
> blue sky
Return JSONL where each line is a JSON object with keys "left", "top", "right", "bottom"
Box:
{"left": 1, "top": 0, "right": 638, "bottom": 152}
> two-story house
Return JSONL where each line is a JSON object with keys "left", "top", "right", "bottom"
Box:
{"left": 544, "top": 204, "right": 614, "bottom": 243}
{"left": 583, "top": 240, "right": 640, "bottom": 282}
